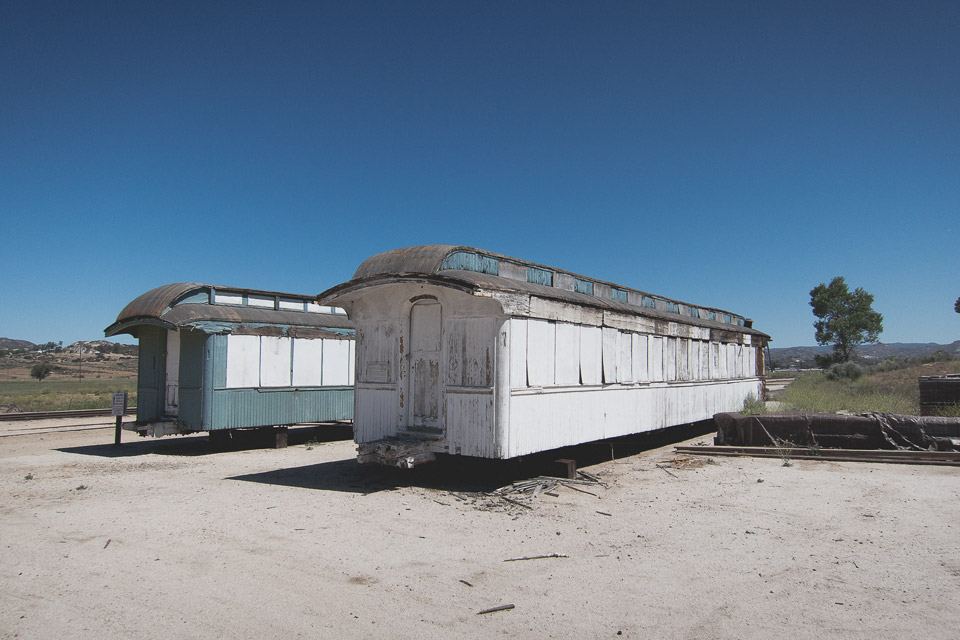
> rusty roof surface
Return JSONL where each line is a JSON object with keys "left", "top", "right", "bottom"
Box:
{"left": 111, "top": 283, "right": 206, "bottom": 324}
{"left": 321, "top": 269, "right": 769, "bottom": 339}
{"left": 324, "top": 246, "right": 769, "bottom": 339}
{"left": 105, "top": 283, "right": 353, "bottom": 337}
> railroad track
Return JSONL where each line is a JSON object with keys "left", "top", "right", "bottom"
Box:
{"left": 0, "top": 422, "right": 120, "bottom": 438}
{"left": 0, "top": 408, "right": 136, "bottom": 421}
{"left": 675, "top": 445, "right": 960, "bottom": 467}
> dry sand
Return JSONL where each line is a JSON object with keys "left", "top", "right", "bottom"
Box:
{"left": 2, "top": 417, "right": 958, "bottom": 639}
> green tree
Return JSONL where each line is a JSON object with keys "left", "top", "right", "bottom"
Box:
{"left": 30, "top": 362, "right": 54, "bottom": 382}
{"left": 809, "top": 276, "right": 883, "bottom": 364}
{"left": 954, "top": 296, "right": 959, "bottom": 314}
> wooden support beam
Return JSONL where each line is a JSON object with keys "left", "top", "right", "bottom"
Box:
{"left": 675, "top": 445, "right": 960, "bottom": 466}
{"left": 274, "top": 426, "right": 288, "bottom": 449}
{"left": 554, "top": 458, "right": 576, "bottom": 479}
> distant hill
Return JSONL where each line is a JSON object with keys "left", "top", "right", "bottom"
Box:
{"left": 64, "top": 340, "right": 138, "bottom": 356}
{"left": 0, "top": 338, "right": 36, "bottom": 350}
{"left": 0, "top": 338, "right": 136, "bottom": 356}
{"left": 771, "top": 341, "right": 960, "bottom": 369}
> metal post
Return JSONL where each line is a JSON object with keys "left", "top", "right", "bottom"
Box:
{"left": 111, "top": 392, "right": 126, "bottom": 446}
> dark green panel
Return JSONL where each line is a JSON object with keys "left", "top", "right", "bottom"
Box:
{"left": 207, "top": 387, "right": 354, "bottom": 430}
{"left": 203, "top": 335, "right": 216, "bottom": 429}
{"left": 136, "top": 327, "right": 165, "bottom": 422}
{"left": 177, "top": 330, "right": 206, "bottom": 428}
{"left": 212, "top": 334, "right": 228, "bottom": 389}
{"left": 179, "top": 330, "right": 205, "bottom": 389}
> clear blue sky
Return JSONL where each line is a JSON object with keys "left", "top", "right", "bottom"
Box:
{"left": 2, "top": 1, "right": 958, "bottom": 348}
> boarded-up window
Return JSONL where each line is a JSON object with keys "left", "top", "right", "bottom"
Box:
{"left": 666, "top": 338, "right": 677, "bottom": 381}
{"left": 358, "top": 323, "right": 396, "bottom": 384}
{"left": 526, "top": 266, "right": 554, "bottom": 286}
{"left": 446, "top": 318, "right": 494, "bottom": 387}
{"left": 619, "top": 331, "right": 633, "bottom": 382}
{"left": 440, "top": 251, "right": 499, "bottom": 275}
{"left": 248, "top": 295, "right": 275, "bottom": 309}
{"left": 689, "top": 340, "right": 699, "bottom": 381}
{"left": 215, "top": 292, "right": 243, "bottom": 306}
{"left": 633, "top": 334, "right": 648, "bottom": 383}
{"left": 509, "top": 318, "right": 528, "bottom": 389}
{"left": 678, "top": 338, "right": 689, "bottom": 381}
{"left": 649, "top": 337, "right": 664, "bottom": 382}
{"left": 292, "top": 338, "right": 324, "bottom": 386}
{"left": 260, "top": 336, "right": 292, "bottom": 387}
{"left": 322, "top": 338, "right": 352, "bottom": 386}
{"left": 226, "top": 335, "right": 261, "bottom": 388}
{"left": 574, "top": 278, "right": 594, "bottom": 295}
{"left": 579, "top": 325, "right": 602, "bottom": 385}
{"left": 602, "top": 327, "right": 618, "bottom": 384}
{"left": 279, "top": 298, "right": 305, "bottom": 311}
{"left": 527, "top": 319, "right": 556, "bottom": 386}
{"left": 555, "top": 322, "right": 580, "bottom": 385}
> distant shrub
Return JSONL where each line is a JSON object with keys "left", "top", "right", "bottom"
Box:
{"left": 825, "top": 362, "right": 863, "bottom": 381}
{"left": 30, "top": 362, "right": 54, "bottom": 382}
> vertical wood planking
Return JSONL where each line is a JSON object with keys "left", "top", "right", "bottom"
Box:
{"left": 555, "top": 322, "right": 580, "bottom": 385}
{"left": 602, "top": 327, "right": 618, "bottom": 383}
{"left": 527, "top": 319, "right": 556, "bottom": 386}
{"left": 579, "top": 325, "right": 602, "bottom": 385}
{"left": 509, "top": 318, "right": 527, "bottom": 388}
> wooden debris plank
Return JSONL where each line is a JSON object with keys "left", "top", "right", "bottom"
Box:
{"left": 478, "top": 604, "right": 515, "bottom": 615}
{"left": 503, "top": 553, "right": 568, "bottom": 562}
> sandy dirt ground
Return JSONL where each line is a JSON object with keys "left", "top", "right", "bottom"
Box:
{"left": 2, "top": 417, "right": 959, "bottom": 639}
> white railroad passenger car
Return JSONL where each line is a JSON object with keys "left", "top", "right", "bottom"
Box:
{"left": 319, "top": 245, "right": 769, "bottom": 467}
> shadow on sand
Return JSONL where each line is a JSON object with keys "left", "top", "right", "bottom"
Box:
{"left": 226, "top": 419, "right": 718, "bottom": 495}
{"left": 56, "top": 423, "right": 354, "bottom": 458}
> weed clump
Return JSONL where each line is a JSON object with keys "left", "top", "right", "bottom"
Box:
{"left": 825, "top": 362, "right": 863, "bottom": 381}
{"left": 741, "top": 395, "right": 767, "bottom": 415}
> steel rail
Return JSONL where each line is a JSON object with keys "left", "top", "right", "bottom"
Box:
{"left": 675, "top": 445, "right": 960, "bottom": 466}
{"left": 0, "top": 408, "right": 136, "bottom": 421}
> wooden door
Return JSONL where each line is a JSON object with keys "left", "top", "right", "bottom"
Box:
{"left": 409, "top": 302, "right": 441, "bottom": 431}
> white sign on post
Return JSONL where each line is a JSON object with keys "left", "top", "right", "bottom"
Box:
{"left": 111, "top": 392, "right": 128, "bottom": 417}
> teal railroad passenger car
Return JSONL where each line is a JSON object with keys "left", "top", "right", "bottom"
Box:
{"left": 105, "top": 283, "right": 355, "bottom": 437}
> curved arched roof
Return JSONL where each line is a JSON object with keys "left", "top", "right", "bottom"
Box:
{"left": 105, "top": 283, "right": 353, "bottom": 337}
{"left": 323, "top": 245, "right": 769, "bottom": 339}
{"left": 352, "top": 245, "right": 467, "bottom": 278}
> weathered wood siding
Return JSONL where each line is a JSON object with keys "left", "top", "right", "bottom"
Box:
{"left": 348, "top": 284, "right": 503, "bottom": 449}
{"left": 339, "top": 276, "right": 765, "bottom": 461}
{"left": 502, "top": 314, "right": 764, "bottom": 458}
{"left": 505, "top": 379, "right": 761, "bottom": 458}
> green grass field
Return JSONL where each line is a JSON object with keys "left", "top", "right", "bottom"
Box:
{"left": 771, "top": 360, "right": 960, "bottom": 416}
{"left": 0, "top": 378, "right": 137, "bottom": 412}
